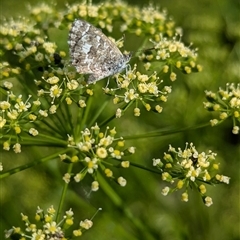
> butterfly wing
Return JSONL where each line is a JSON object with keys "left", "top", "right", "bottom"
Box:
{"left": 68, "top": 19, "right": 130, "bottom": 83}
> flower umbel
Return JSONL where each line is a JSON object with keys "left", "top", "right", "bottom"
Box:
{"left": 5, "top": 206, "right": 93, "bottom": 239}
{"left": 153, "top": 143, "right": 230, "bottom": 206}
{"left": 204, "top": 83, "right": 240, "bottom": 134}
{"left": 63, "top": 124, "right": 135, "bottom": 189}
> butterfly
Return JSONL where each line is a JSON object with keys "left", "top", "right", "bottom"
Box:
{"left": 68, "top": 19, "right": 131, "bottom": 83}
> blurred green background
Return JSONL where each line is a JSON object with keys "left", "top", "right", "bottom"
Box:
{"left": 0, "top": 0, "right": 239, "bottom": 240}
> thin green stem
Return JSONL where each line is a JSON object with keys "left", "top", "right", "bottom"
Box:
{"left": 113, "top": 158, "right": 161, "bottom": 175}
{"left": 88, "top": 100, "right": 109, "bottom": 127}
{"left": 0, "top": 133, "right": 67, "bottom": 146}
{"left": 56, "top": 163, "right": 73, "bottom": 222}
{"left": 123, "top": 122, "right": 211, "bottom": 140}
{"left": 0, "top": 149, "right": 68, "bottom": 179}
{"left": 99, "top": 101, "right": 133, "bottom": 127}
{"left": 97, "top": 173, "right": 157, "bottom": 240}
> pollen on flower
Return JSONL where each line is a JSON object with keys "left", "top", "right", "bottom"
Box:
{"left": 96, "top": 147, "right": 108, "bottom": 158}
{"left": 111, "top": 149, "right": 123, "bottom": 159}
{"left": 86, "top": 157, "right": 98, "bottom": 173}
{"left": 49, "top": 85, "right": 62, "bottom": 98}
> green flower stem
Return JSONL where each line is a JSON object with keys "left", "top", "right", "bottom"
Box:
{"left": 0, "top": 149, "right": 68, "bottom": 179}
{"left": 76, "top": 95, "right": 93, "bottom": 137}
{"left": 97, "top": 173, "right": 156, "bottom": 240}
{"left": 134, "top": 37, "right": 152, "bottom": 58}
{"left": 37, "top": 118, "right": 65, "bottom": 137}
{"left": 18, "top": 73, "right": 40, "bottom": 98}
{"left": 88, "top": 100, "right": 109, "bottom": 127}
{"left": 97, "top": 172, "right": 123, "bottom": 206}
{"left": 113, "top": 158, "right": 161, "bottom": 175}
{"left": 56, "top": 163, "right": 73, "bottom": 223}
{"left": 1, "top": 133, "right": 67, "bottom": 146}
{"left": 62, "top": 99, "right": 75, "bottom": 133}
{"left": 100, "top": 101, "right": 133, "bottom": 127}
{"left": 123, "top": 122, "right": 210, "bottom": 139}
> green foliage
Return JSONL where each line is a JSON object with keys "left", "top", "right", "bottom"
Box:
{"left": 0, "top": 1, "right": 239, "bottom": 240}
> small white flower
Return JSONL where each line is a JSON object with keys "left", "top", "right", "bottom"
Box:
{"left": 117, "top": 176, "right": 127, "bottom": 186}
{"left": 204, "top": 196, "right": 213, "bottom": 207}
{"left": 91, "top": 181, "right": 99, "bottom": 191}
{"left": 161, "top": 186, "right": 170, "bottom": 196}
{"left": 80, "top": 219, "right": 93, "bottom": 229}
{"left": 29, "top": 128, "right": 39, "bottom": 136}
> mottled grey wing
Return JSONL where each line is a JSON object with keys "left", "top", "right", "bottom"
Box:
{"left": 68, "top": 19, "right": 125, "bottom": 82}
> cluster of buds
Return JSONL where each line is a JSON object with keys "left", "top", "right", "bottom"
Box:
{"left": 153, "top": 143, "right": 230, "bottom": 207}
{"left": 61, "top": 124, "right": 135, "bottom": 190}
{"left": 204, "top": 83, "right": 240, "bottom": 134}
{"left": 5, "top": 205, "right": 95, "bottom": 239}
